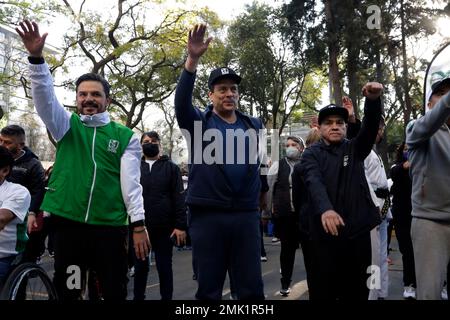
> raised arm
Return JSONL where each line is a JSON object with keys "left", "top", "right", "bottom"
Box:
{"left": 353, "top": 82, "right": 383, "bottom": 160}
{"left": 16, "top": 20, "right": 70, "bottom": 141}
{"left": 342, "top": 96, "right": 361, "bottom": 139}
{"left": 175, "top": 24, "right": 212, "bottom": 131}
{"left": 406, "top": 91, "right": 450, "bottom": 148}
{"left": 185, "top": 24, "right": 213, "bottom": 73}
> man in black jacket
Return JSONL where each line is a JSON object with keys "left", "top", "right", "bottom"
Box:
{"left": 131, "top": 131, "right": 187, "bottom": 300}
{"left": 299, "top": 82, "right": 383, "bottom": 300}
{"left": 0, "top": 125, "right": 45, "bottom": 263}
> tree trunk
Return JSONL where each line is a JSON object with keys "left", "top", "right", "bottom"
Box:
{"left": 168, "top": 125, "right": 174, "bottom": 160}
{"left": 400, "top": 0, "right": 412, "bottom": 126}
{"left": 347, "top": 47, "right": 360, "bottom": 117}
{"left": 325, "top": 0, "right": 342, "bottom": 104}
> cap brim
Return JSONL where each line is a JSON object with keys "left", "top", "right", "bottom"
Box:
{"left": 209, "top": 74, "right": 242, "bottom": 89}
{"left": 431, "top": 77, "right": 450, "bottom": 94}
{"left": 318, "top": 108, "right": 349, "bottom": 124}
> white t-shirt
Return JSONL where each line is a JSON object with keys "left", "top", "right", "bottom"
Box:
{"left": 364, "top": 150, "right": 388, "bottom": 209}
{"left": 0, "top": 180, "right": 31, "bottom": 258}
{"left": 145, "top": 159, "right": 157, "bottom": 172}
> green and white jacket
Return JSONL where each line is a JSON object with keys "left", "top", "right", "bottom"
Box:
{"left": 29, "top": 62, "right": 145, "bottom": 226}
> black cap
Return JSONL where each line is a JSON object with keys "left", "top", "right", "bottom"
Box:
{"left": 431, "top": 77, "right": 450, "bottom": 93}
{"left": 318, "top": 104, "right": 349, "bottom": 125}
{"left": 208, "top": 67, "right": 242, "bottom": 90}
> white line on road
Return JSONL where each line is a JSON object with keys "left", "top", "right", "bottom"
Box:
{"left": 273, "top": 280, "right": 309, "bottom": 300}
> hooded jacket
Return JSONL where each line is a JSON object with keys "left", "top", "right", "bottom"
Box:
{"left": 299, "top": 98, "right": 382, "bottom": 239}
{"left": 7, "top": 146, "right": 45, "bottom": 213}
{"left": 140, "top": 155, "right": 187, "bottom": 230}
{"left": 406, "top": 90, "right": 450, "bottom": 222}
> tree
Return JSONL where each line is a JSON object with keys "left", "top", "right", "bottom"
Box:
{"left": 1, "top": 0, "right": 61, "bottom": 121}
{"left": 58, "top": 0, "right": 223, "bottom": 129}
{"left": 227, "top": 3, "right": 322, "bottom": 135}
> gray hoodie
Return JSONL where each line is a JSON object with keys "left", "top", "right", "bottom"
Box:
{"left": 406, "top": 91, "right": 450, "bottom": 222}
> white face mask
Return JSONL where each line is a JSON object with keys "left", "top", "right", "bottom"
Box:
{"left": 286, "top": 146, "right": 301, "bottom": 160}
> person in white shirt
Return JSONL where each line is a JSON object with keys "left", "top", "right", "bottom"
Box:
{"left": 364, "top": 119, "right": 390, "bottom": 300}
{"left": 0, "top": 146, "right": 31, "bottom": 287}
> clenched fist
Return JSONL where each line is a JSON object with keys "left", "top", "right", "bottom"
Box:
{"left": 362, "top": 82, "right": 384, "bottom": 101}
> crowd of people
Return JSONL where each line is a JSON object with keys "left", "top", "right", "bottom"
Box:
{"left": 0, "top": 20, "right": 449, "bottom": 301}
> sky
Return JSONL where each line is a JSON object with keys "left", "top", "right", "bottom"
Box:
{"left": 27, "top": 0, "right": 450, "bottom": 128}
{"left": 37, "top": 0, "right": 281, "bottom": 130}
{"left": 42, "top": 0, "right": 281, "bottom": 48}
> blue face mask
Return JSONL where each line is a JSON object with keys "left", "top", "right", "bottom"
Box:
{"left": 403, "top": 151, "right": 409, "bottom": 160}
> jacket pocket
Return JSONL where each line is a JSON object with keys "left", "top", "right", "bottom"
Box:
{"left": 420, "top": 174, "right": 450, "bottom": 211}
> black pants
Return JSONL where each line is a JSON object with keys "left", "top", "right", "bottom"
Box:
{"left": 299, "top": 232, "right": 315, "bottom": 299}
{"left": 22, "top": 213, "right": 48, "bottom": 263}
{"left": 275, "top": 214, "right": 300, "bottom": 289}
{"left": 133, "top": 227, "right": 174, "bottom": 300}
{"left": 310, "top": 232, "right": 371, "bottom": 300}
{"left": 189, "top": 209, "right": 264, "bottom": 300}
{"left": 52, "top": 215, "right": 128, "bottom": 301}
{"left": 393, "top": 216, "right": 416, "bottom": 287}
{"left": 260, "top": 219, "right": 266, "bottom": 257}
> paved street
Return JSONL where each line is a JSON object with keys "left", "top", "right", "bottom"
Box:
{"left": 37, "top": 232, "right": 410, "bottom": 300}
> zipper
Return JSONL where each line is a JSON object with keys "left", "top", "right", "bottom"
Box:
{"left": 85, "top": 127, "right": 97, "bottom": 222}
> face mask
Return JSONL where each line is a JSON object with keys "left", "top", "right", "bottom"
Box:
{"left": 403, "top": 151, "right": 408, "bottom": 160}
{"left": 286, "top": 146, "right": 301, "bottom": 160}
{"left": 142, "top": 143, "right": 159, "bottom": 157}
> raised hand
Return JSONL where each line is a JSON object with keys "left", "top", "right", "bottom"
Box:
{"left": 362, "top": 82, "right": 384, "bottom": 101}
{"left": 15, "top": 20, "right": 48, "bottom": 57}
{"left": 187, "top": 24, "right": 212, "bottom": 61}
{"left": 342, "top": 96, "right": 354, "bottom": 116}
{"left": 342, "top": 96, "right": 356, "bottom": 123}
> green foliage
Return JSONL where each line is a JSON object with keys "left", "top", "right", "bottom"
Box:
{"left": 225, "top": 2, "right": 322, "bottom": 132}
{"left": 56, "top": 0, "right": 225, "bottom": 128}
{"left": 0, "top": 0, "right": 60, "bottom": 26}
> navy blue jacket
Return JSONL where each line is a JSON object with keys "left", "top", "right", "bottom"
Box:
{"left": 174, "top": 69, "right": 264, "bottom": 211}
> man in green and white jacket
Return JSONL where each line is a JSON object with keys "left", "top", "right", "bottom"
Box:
{"left": 16, "top": 20, "right": 150, "bottom": 300}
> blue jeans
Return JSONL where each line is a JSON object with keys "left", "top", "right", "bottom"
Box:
{"left": 0, "top": 255, "right": 17, "bottom": 286}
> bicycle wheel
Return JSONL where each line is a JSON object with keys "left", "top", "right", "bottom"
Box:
{"left": 0, "top": 263, "right": 58, "bottom": 300}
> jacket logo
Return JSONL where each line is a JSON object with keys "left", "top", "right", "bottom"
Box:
{"left": 107, "top": 139, "right": 119, "bottom": 153}
{"left": 12, "top": 167, "right": 27, "bottom": 173}
{"left": 343, "top": 155, "right": 349, "bottom": 167}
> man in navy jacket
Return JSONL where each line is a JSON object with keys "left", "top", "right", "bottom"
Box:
{"left": 175, "top": 24, "right": 266, "bottom": 300}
